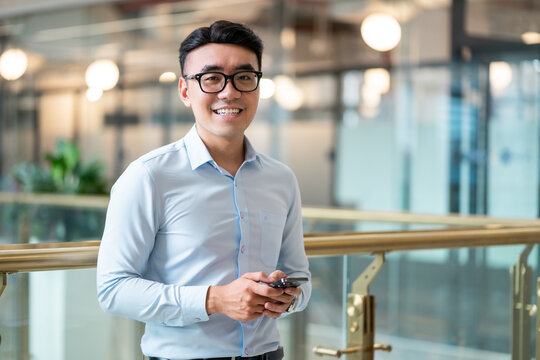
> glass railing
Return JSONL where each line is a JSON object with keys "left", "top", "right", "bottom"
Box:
{"left": 0, "top": 192, "right": 539, "bottom": 360}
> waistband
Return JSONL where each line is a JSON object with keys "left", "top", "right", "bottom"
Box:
{"left": 149, "top": 346, "right": 284, "bottom": 360}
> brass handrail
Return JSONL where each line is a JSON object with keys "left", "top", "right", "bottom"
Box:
{"left": 3, "top": 191, "right": 540, "bottom": 227}
{"left": 1, "top": 226, "right": 540, "bottom": 273}
{"left": 302, "top": 207, "right": 540, "bottom": 227}
{"left": 0, "top": 241, "right": 100, "bottom": 272}
{"left": 304, "top": 226, "right": 540, "bottom": 256}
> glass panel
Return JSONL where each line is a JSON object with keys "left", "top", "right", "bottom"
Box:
{"left": 335, "top": 66, "right": 452, "bottom": 221}
{"left": 276, "top": 243, "right": 538, "bottom": 359}
{"left": 0, "top": 242, "right": 537, "bottom": 359}
{"left": 488, "top": 60, "right": 540, "bottom": 218}
{"left": 336, "top": 58, "right": 540, "bottom": 221}
{"left": 278, "top": 256, "right": 345, "bottom": 360}
{"left": 342, "top": 246, "right": 536, "bottom": 359}
{"left": 0, "top": 269, "right": 144, "bottom": 360}
{"left": 0, "top": 203, "right": 106, "bottom": 245}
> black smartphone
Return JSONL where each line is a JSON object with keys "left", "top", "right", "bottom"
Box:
{"left": 269, "top": 277, "right": 308, "bottom": 288}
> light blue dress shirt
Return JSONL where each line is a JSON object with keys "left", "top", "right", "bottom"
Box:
{"left": 96, "top": 125, "right": 311, "bottom": 359}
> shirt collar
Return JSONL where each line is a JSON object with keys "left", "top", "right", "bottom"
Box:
{"left": 184, "top": 124, "right": 262, "bottom": 170}
{"left": 243, "top": 136, "right": 261, "bottom": 167}
{"left": 184, "top": 125, "right": 214, "bottom": 170}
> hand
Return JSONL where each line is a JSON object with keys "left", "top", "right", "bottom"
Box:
{"left": 262, "top": 271, "right": 301, "bottom": 319}
{"left": 206, "top": 272, "right": 284, "bottom": 322}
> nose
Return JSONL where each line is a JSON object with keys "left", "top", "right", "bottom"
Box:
{"left": 218, "top": 78, "right": 241, "bottom": 99}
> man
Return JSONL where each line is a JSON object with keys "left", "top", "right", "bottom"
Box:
{"left": 97, "top": 20, "right": 311, "bottom": 360}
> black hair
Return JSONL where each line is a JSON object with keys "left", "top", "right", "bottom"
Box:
{"left": 179, "top": 20, "right": 263, "bottom": 75}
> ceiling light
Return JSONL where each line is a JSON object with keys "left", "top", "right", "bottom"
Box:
{"left": 489, "top": 61, "right": 512, "bottom": 95}
{"left": 0, "top": 48, "right": 28, "bottom": 81}
{"left": 259, "top": 78, "right": 275, "bottom": 99}
{"left": 159, "top": 71, "right": 177, "bottom": 83}
{"left": 361, "top": 13, "right": 402, "bottom": 52}
{"left": 86, "top": 87, "right": 103, "bottom": 102}
{"left": 521, "top": 31, "right": 540, "bottom": 45}
{"left": 280, "top": 27, "right": 296, "bottom": 50}
{"left": 85, "top": 59, "right": 119, "bottom": 91}
{"left": 274, "top": 75, "right": 304, "bottom": 111}
{"left": 364, "top": 68, "right": 391, "bottom": 94}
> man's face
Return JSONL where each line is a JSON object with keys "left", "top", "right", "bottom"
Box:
{"left": 179, "top": 43, "right": 260, "bottom": 143}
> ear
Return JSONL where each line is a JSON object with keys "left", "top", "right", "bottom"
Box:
{"left": 179, "top": 77, "right": 191, "bottom": 107}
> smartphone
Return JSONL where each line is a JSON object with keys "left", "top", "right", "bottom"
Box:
{"left": 269, "top": 277, "right": 308, "bottom": 288}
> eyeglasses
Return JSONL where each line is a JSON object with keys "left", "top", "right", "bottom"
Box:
{"left": 184, "top": 70, "right": 263, "bottom": 94}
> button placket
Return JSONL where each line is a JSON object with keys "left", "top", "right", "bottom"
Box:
{"left": 234, "top": 174, "right": 249, "bottom": 274}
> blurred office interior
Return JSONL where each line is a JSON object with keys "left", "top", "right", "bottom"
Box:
{"left": 0, "top": 0, "right": 539, "bottom": 359}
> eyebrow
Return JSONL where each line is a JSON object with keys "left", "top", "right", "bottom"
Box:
{"left": 200, "top": 63, "right": 256, "bottom": 72}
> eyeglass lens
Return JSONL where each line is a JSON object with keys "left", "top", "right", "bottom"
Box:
{"left": 200, "top": 72, "right": 259, "bottom": 93}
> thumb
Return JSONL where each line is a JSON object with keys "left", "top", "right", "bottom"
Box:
{"left": 268, "top": 270, "right": 287, "bottom": 282}
{"left": 242, "top": 271, "right": 270, "bottom": 283}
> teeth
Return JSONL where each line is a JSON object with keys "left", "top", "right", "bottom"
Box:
{"left": 215, "top": 108, "right": 241, "bottom": 115}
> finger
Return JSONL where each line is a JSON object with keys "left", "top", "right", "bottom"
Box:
{"left": 264, "top": 301, "right": 288, "bottom": 313}
{"left": 251, "top": 282, "right": 284, "bottom": 297}
{"left": 242, "top": 300, "right": 266, "bottom": 314}
{"left": 251, "top": 304, "right": 266, "bottom": 314}
{"left": 264, "top": 291, "right": 298, "bottom": 303}
{"left": 267, "top": 270, "right": 287, "bottom": 282}
{"left": 263, "top": 309, "right": 281, "bottom": 318}
{"left": 245, "top": 293, "right": 273, "bottom": 307}
{"left": 265, "top": 293, "right": 295, "bottom": 305}
{"left": 242, "top": 271, "right": 270, "bottom": 283}
{"left": 284, "top": 286, "right": 302, "bottom": 297}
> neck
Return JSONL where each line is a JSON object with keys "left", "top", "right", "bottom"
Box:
{"left": 196, "top": 127, "right": 245, "bottom": 177}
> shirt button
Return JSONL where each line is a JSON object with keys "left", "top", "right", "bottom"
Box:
{"left": 244, "top": 348, "right": 249, "bottom": 355}
{"left": 195, "top": 317, "right": 201, "bottom": 321}
{"left": 240, "top": 245, "right": 245, "bottom": 254}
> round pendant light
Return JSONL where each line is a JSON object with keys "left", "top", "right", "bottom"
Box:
{"left": 361, "top": 13, "right": 402, "bottom": 52}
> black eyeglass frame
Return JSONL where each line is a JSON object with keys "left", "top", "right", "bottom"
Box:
{"left": 183, "top": 70, "right": 263, "bottom": 94}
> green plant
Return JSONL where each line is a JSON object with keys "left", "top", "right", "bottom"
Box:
{"left": 12, "top": 140, "right": 108, "bottom": 195}
{"left": 9, "top": 140, "right": 109, "bottom": 242}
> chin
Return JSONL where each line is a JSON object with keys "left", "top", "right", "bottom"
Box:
{"left": 204, "top": 126, "right": 244, "bottom": 139}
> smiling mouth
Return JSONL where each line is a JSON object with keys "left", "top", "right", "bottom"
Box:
{"left": 213, "top": 108, "right": 242, "bottom": 116}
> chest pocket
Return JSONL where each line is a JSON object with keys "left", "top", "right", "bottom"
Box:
{"left": 259, "top": 211, "right": 286, "bottom": 269}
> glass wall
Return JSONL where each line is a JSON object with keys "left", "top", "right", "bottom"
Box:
{"left": 1, "top": 0, "right": 539, "bottom": 212}
{"left": 0, "top": 0, "right": 540, "bottom": 359}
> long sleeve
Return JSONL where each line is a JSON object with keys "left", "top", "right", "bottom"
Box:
{"left": 96, "top": 161, "right": 209, "bottom": 327}
{"left": 277, "top": 172, "right": 312, "bottom": 315}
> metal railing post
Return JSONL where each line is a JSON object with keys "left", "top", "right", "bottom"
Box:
{"left": 510, "top": 245, "right": 533, "bottom": 360}
{"left": 313, "top": 253, "right": 392, "bottom": 359}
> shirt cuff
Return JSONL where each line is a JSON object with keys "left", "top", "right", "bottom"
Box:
{"left": 179, "top": 285, "right": 210, "bottom": 325}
